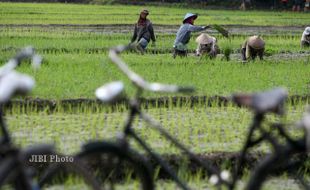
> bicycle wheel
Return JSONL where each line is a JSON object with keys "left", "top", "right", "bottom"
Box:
{"left": 0, "top": 156, "right": 30, "bottom": 190}
{"left": 76, "top": 141, "right": 154, "bottom": 190}
{"left": 246, "top": 153, "right": 309, "bottom": 190}
{"left": 38, "top": 155, "right": 102, "bottom": 190}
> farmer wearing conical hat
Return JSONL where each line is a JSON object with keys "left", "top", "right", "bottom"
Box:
{"left": 241, "top": 35, "right": 265, "bottom": 61}
{"left": 131, "top": 9, "right": 156, "bottom": 51}
{"left": 173, "top": 13, "right": 209, "bottom": 58}
{"left": 195, "top": 33, "right": 219, "bottom": 58}
{"left": 301, "top": 27, "right": 310, "bottom": 48}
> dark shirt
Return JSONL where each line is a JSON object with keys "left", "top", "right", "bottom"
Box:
{"left": 131, "top": 19, "right": 156, "bottom": 43}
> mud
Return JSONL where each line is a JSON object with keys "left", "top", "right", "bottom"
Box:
{"left": 1, "top": 45, "right": 309, "bottom": 62}
{"left": 5, "top": 95, "right": 310, "bottom": 113}
{"left": 0, "top": 24, "right": 306, "bottom": 35}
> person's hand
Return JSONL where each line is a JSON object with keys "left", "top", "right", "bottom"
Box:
{"left": 203, "top": 25, "right": 210, "bottom": 30}
{"left": 209, "top": 49, "right": 216, "bottom": 57}
{"left": 195, "top": 49, "right": 201, "bottom": 56}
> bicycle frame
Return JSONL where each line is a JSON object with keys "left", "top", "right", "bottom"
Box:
{"left": 115, "top": 94, "right": 224, "bottom": 190}
{"left": 230, "top": 113, "right": 265, "bottom": 189}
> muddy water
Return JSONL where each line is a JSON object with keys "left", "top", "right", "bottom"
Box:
{"left": 0, "top": 24, "right": 306, "bottom": 35}
{"left": 221, "top": 52, "right": 310, "bottom": 61}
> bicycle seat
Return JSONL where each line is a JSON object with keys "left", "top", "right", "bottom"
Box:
{"left": 95, "top": 81, "right": 124, "bottom": 103}
{"left": 232, "top": 88, "right": 288, "bottom": 115}
{"left": 0, "top": 71, "right": 35, "bottom": 103}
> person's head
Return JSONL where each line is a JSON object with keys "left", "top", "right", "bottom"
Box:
{"left": 140, "top": 9, "right": 149, "bottom": 19}
{"left": 183, "top": 13, "right": 198, "bottom": 25}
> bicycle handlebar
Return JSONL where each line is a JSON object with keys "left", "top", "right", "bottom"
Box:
{"left": 108, "top": 45, "right": 195, "bottom": 94}
{"left": 0, "top": 46, "right": 42, "bottom": 103}
{"left": 14, "top": 46, "right": 36, "bottom": 65}
{"left": 0, "top": 46, "right": 42, "bottom": 77}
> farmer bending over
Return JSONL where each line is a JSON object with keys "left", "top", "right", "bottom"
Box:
{"left": 301, "top": 27, "right": 310, "bottom": 47}
{"left": 173, "top": 13, "right": 209, "bottom": 58}
{"left": 131, "top": 9, "right": 156, "bottom": 52}
{"left": 195, "top": 33, "right": 219, "bottom": 59}
{"left": 241, "top": 35, "right": 265, "bottom": 61}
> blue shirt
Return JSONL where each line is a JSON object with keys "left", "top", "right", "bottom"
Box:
{"left": 173, "top": 23, "right": 205, "bottom": 47}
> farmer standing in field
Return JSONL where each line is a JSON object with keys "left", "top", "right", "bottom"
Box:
{"left": 131, "top": 9, "right": 156, "bottom": 52}
{"left": 173, "top": 13, "right": 209, "bottom": 58}
{"left": 301, "top": 27, "right": 310, "bottom": 47}
{"left": 241, "top": 35, "right": 265, "bottom": 61}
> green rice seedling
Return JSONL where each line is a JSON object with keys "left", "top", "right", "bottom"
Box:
{"left": 3, "top": 98, "right": 308, "bottom": 159}
{"left": 221, "top": 40, "right": 233, "bottom": 61}
{"left": 1, "top": 3, "right": 310, "bottom": 26}
{"left": 211, "top": 24, "right": 229, "bottom": 38}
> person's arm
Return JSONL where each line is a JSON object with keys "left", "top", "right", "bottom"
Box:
{"left": 196, "top": 44, "right": 201, "bottom": 56}
{"left": 241, "top": 40, "right": 247, "bottom": 61}
{"left": 188, "top": 25, "right": 209, "bottom": 32}
{"left": 306, "top": 35, "right": 310, "bottom": 43}
{"left": 131, "top": 25, "right": 138, "bottom": 43}
{"left": 258, "top": 48, "right": 264, "bottom": 60}
{"left": 148, "top": 22, "right": 156, "bottom": 42}
{"left": 211, "top": 38, "right": 216, "bottom": 51}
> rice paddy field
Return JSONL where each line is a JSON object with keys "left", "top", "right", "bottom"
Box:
{"left": 0, "top": 2, "right": 310, "bottom": 189}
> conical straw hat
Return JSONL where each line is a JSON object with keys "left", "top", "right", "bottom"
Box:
{"left": 248, "top": 35, "right": 265, "bottom": 49}
{"left": 195, "top": 33, "right": 215, "bottom": 44}
{"left": 303, "top": 27, "right": 310, "bottom": 36}
{"left": 183, "top": 13, "right": 198, "bottom": 23}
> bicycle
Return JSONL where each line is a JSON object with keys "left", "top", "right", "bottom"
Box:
{"left": 0, "top": 47, "right": 101, "bottom": 190}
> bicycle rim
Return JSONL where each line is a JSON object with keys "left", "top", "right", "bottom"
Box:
{"left": 77, "top": 141, "right": 154, "bottom": 190}
{"left": 38, "top": 156, "right": 101, "bottom": 190}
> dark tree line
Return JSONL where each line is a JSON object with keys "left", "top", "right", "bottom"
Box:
{"left": 0, "top": 0, "right": 291, "bottom": 9}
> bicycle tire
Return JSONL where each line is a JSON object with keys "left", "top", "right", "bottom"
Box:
{"left": 76, "top": 141, "right": 154, "bottom": 190}
{"left": 38, "top": 155, "right": 102, "bottom": 190}
{"left": 246, "top": 151, "right": 308, "bottom": 190}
